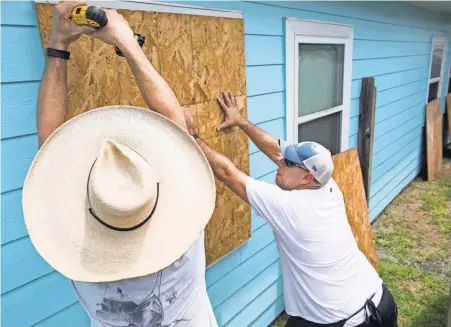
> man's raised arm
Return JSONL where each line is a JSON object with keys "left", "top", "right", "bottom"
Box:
{"left": 217, "top": 92, "right": 283, "bottom": 164}
{"left": 37, "top": 1, "right": 94, "bottom": 147}
{"left": 90, "top": 10, "right": 187, "bottom": 132}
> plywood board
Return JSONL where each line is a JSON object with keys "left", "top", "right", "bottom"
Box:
{"left": 35, "top": 4, "right": 250, "bottom": 265}
{"left": 447, "top": 94, "right": 451, "bottom": 144}
{"left": 332, "top": 148, "right": 379, "bottom": 272}
{"left": 426, "top": 99, "right": 443, "bottom": 181}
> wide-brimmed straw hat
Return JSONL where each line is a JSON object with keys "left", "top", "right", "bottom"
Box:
{"left": 23, "top": 106, "right": 216, "bottom": 282}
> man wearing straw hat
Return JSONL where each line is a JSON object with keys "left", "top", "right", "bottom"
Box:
{"left": 24, "top": 3, "right": 217, "bottom": 327}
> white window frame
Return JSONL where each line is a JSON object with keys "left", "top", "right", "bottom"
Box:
{"left": 34, "top": 0, "right": 243, "bottom": 18}
{"left": 426, "top": 36, "right": 447, "bottom": 103}
{"left": 285, "top": 18, "right": 353, "bottom": 151}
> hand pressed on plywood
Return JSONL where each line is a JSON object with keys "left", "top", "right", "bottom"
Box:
{"left": 217, "top": 91, "right": 247, "bottom": 132}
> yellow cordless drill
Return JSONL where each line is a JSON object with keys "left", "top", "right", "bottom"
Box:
{"left": 71, "top": 5, "right": 145, "bottom": 57}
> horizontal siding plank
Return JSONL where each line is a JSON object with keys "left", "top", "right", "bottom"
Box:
{"left": 248, "top": 294, "right": 285, "bottom": 327}
{"left": 215, "top": 259, "right": 281, "bottom": 326}
{"left": 373, "top": 116, "right": 422, "bottom": 153}
{"left": 353, "top": 56, "right": 429, "bottom": 80}
{"left": 1, "top": 189, "right": 27, "bottom": 245}
{"left": 370, "top": 146, "right": 421, "bottom": 198}
{"left": 372, "top": 127, "right": 422, "bottom": 168}
{"left": 181, "top": 1, "right": 443, "bottom": 42}
{"left": 353, "top": 40, "right": 431, "bottom": 60}
{"left": 249, "top": 118, "right": 284, "bottom": 154}
{"left": 349, "top": 116, "right": 359, "bottom": 136}
{"left": 247, "top": 92, "right": 285, "bottom": 125}
{"left": 375, "top": 92, "right": 425, "bottom": 124}
{"left": 2, "top": 272, "right": 77, "bottom": 327}
{"left": 374, "top": 103, "right": 423, "bottom": 138}
{"left": 350, "top": 98, "right": 360, "bottom": 118}
{"left": 245, "top": 35, "right": 284, "bottom": 66}
{"left": 1, "top": 134, "right": 38, "bottom": 193}
{"left": 224, "top": 277, "right": 283, "bottom": 327}
{"left": 348, "top": 134, "right": 358, "bottom": 149}
{"left": 2, "top": 236, "right": 53, "bottom": 294}
{"left": 240, "top": 223, "right": 275, "bottom": 262}
{"left": 369, "top": 164, "right": 421, "bottom": 221}
{"left": 33, "top": 302, "right": 89, "bottom": 327}
{"left": 1, "top": 82, "right": 39, "bottom": 139}
{"left": 370, "top": 154, "right": 420, "bottom": 209}
{"left": 372, "top": 139, "right": 421, "bottom": 183}
{"left": 269, "top": 1, "right": 448, "bottom": 31}
{"left": 206, "top": 249, "right": 241, "bottom": 287}
{"left": 376, "top": 80, "right": 427, "bottom": 108}
{"left": 249, "top": 151, "right": 277, "bottom": 179}
{"left": 351, "top": 81, "right": 361, "bottom": 100}
{"left": 207, "top": 241, "right": 279, "bottom": 308}
{"left": 1, "top": 1, "right": 37, "bottom": 26}
{"left": 1, "top": 26, "right": 45, "bottom": 83}
{"left": 351, "top": 67, "right": 430, "bottom": 99}
{"left": 246, "top": 65, "right": 284, "bottom": 96}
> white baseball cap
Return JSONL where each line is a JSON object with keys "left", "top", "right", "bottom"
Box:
{"left": 279, "top": 140, "right": 334, "bottom": 185}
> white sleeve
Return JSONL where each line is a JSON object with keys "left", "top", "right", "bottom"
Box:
{"left": 245, "top": 176, "right": 291, "bottom": 234}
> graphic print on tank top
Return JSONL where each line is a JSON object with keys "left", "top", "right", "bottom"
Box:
{"left": 94, "top": 270, "right": 193, "bottom": 327}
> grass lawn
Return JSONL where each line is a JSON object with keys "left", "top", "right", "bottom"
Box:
{"left": 270, "top": 160, "right": 451, "bottom": 327}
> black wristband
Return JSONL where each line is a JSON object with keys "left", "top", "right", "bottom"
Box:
{"left": 46, "top": 48, "right": 70, "bottom": 60}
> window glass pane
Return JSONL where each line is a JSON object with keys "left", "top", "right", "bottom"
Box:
{"left": 430, "top": 43, "right": 444, "bottom": 79}
{"left": 298, "top": 44, "right": 344, "bottom": 117}
{"left": 428, "top": 81, "right": 439, "bottom": 103}
{"left": 298, "top": 112, "right": 341, "bottom": 155}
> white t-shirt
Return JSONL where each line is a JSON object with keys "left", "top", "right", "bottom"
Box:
{"left": 71, "top": 232, "right": 218, "bottom": 327}
{"left": 246, "top": 177, "right": 383, "bottom": 326}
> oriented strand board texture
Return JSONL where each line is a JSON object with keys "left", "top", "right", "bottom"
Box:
{"left": 426, "top": 99, "right": 443, "bottom": 181}
{"left": 332, "top": 148, "right": 378, "bottom": 272}
{"left": 35, "top": 4, "right": 249, "bottom": 265}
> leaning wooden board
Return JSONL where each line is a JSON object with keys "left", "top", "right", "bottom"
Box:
{"left": 332, "top": 148, "right": 379, "bottom": 272}
{"left": 447, "top": 94, "right": 451, "bottom": 144}
{"left": 35, "top": 4, "right": 250, "bottom": 265}
{"left": 426, "top": 98, "right": 443, "bottom": 181}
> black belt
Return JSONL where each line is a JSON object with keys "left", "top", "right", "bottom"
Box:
{"left": 287, "top": 287, "right": 383, "bottom": 327}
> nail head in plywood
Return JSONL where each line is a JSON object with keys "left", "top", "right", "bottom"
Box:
{"left": 331, "top": 148, "right": 378, "bottom": 272}
{"left": 426, "top": 98, "right": 443, "bottom": 181}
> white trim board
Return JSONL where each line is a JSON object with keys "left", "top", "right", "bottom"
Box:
{"left": 285, "top": 17, "right": 354, "bottom": 151}
{"left": 35, "top": 0, "right": 243, "bottom": 18}
{"left": 426, "top": 36, "right": 447, "bottom": 104}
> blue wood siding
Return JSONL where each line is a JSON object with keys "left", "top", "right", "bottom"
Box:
{"left": 1, "top": 1, "right": 451, "bottom": 326}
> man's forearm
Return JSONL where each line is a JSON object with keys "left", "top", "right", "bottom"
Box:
{"left": 37, "top": 57, "right": 68, "bottom": 147}
{"left": 196, "top": 139, "right": 235, "bottom": 181}
{"left": 196, "top": 138, "right": 248, "bottom": 202}
{"left": 119, "top": 39, "right": 187, "bottom": 131}
{"left": 241, "top": 122, "right": 283, "bottom": 163}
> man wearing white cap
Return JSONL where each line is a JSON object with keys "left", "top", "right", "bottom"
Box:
{"left": 184, "top": 92, "right": 398, "bottom": 327}
{"left": 27, "top": 3, "right": 218, "bottom": 327}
